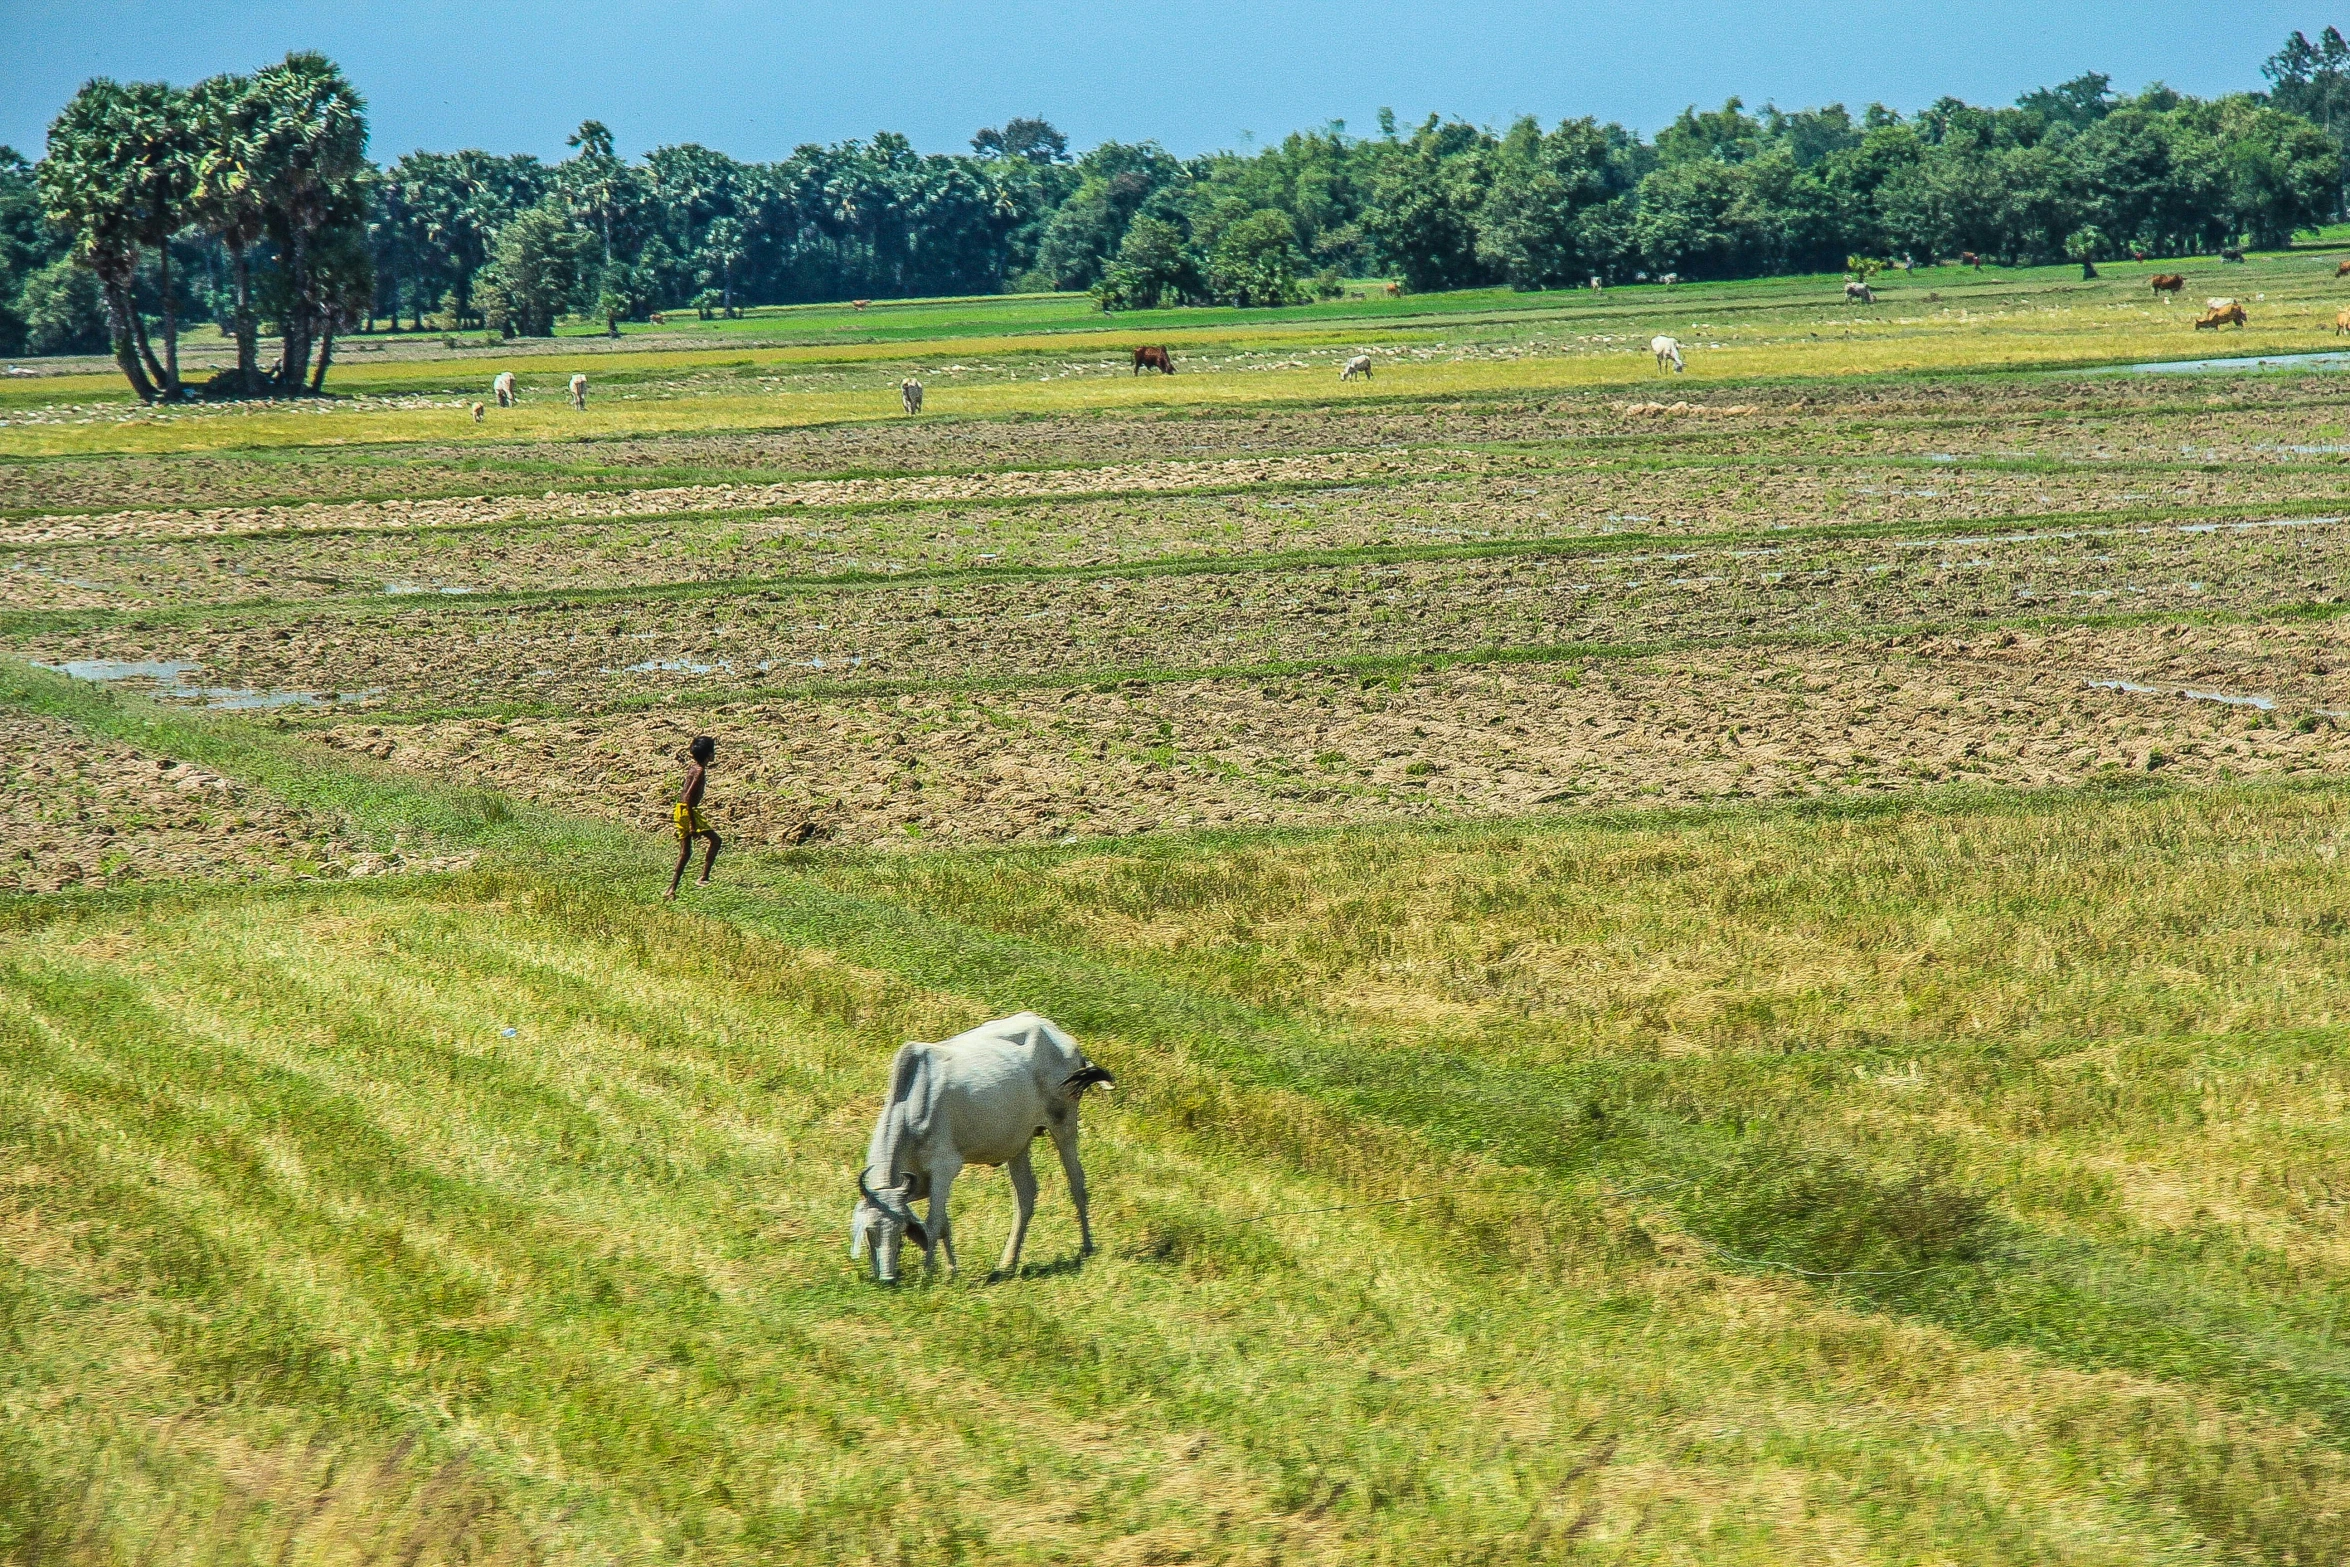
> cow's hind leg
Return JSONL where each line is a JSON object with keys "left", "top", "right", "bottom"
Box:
{"left": 998, "top": 1149, "right": 1039, "bottom": 1277}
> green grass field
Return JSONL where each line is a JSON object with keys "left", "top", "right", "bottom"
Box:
{"left": 11, "top": 272, "right": 2350, "bottom": 1562}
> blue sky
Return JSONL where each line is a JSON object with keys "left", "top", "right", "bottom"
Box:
{"left": 0, "top": 0, "right": 2324, "bottom": 163}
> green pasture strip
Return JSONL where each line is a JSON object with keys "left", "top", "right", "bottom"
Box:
{"left": 789, "top": 781, "right": 2350, "bottom": 1451}
{"left": 23, "top": 354, "right": 2339, "bottom": 460}
{"left": 7, "top": 879, "right": 2301, "bottom": 1564}
{"left": 6, "top": 493, "right": 2343, "bottom": 641}
{"left": 11, "top": 666, "right": 2350, "bottom": 1558}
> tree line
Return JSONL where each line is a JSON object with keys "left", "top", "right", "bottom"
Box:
{"left": 4, "top": 35, "right": 2348, "bottom": 400}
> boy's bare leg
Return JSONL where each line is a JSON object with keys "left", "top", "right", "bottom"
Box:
{"left": 666, "top": 839, "right": 692, "bottom": 899}
{"left": 697, "top": 830, "right": 722, "bottom": 885}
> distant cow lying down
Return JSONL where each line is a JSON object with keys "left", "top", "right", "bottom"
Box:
{"left": 2194, "top": 303, "right": 2247, "bottom": 330}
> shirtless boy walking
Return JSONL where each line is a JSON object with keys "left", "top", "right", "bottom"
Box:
{"left": 666, "top": 735, "right": 721, "bottom": 899}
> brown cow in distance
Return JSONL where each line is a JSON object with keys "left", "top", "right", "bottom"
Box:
{"left": 1384, "top": 282, "right": 1401, "bottom": 297}
{"left": 2194, "top": 303, "right": 2248, "bottom": 330}
{"left": 2335, "top": 309, "right": 2350, "bottom": 336}
{"left": 1132, "top": 345, "right": 1174, "bottom": 376}
{"left": 1960, "top": 251, "right": 1982, "bottom": 268}
{"left": 852, "top": 299, "right": 871, "bottom": 311}
{"left": 2150, "top": 273, "right": 2185, "bottom": 299}
{"left": 2336, "top": 258, "right": 2350, "bottom": 278}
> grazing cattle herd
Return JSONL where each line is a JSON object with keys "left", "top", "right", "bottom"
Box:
{"left": 448, "top": 247, "right": 2341, "bottom": 453}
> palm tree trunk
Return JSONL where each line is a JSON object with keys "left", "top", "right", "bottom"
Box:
{"left": 310, "top": 306, "right": 338, "bottom": 392}
{"left": 229, "top": 243, "right": 258, "bottom": 389}
{"left": 102, "top": 280, "right": 158, "bottom": 403}
{"left": 158, "top": 244, "right": 179, "bottom": 398}
{"left": 277, "top": 225, "right": 312, "bottom": 391}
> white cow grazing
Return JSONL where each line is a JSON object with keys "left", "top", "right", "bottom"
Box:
{"left": 492, "top": 371, "right": 516, "bottom": 407}
{"left": 851, "top": 1012, "right": 1114, "bottom": 1283}
{"left": 2206, "top": 297, "right": 2237, "bottom": 311}
{"left": 1651, "top": 335, "right": 1686, "bottom": 373}
{"left": 569, "top": 373, "right": 587, "bottom": 409}
{"left": 1340, "top": 353, "right": 1373, "bottom": 381}
{"left": 900, "top": 377, "right": 923, "bottom": 415}
{"left": 1844, "top": 279, "right": 1874, "bottom": 304}
{"left": 1660, "top": 272, "right": 1680, "bottom": 287}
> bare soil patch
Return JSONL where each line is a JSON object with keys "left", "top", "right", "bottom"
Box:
{"left": 316, "top": 626, "right": 2350, "bottom": 851}
{"left": 23, "top": 512, "right": 2350, "bottom": 711}
{"left": 0, "top": 712, "right": 469, "bottom": 894}
{"left": 9, "top": 458, "right": 2334, "bottom": 614}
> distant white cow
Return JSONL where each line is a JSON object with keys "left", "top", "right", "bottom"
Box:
{"left": 492, "top": 371, "right": 516, "bottom": 407}
{"left": 1589, "top": 275, "right": 1605, "bottom": 291}
{"left": 1651, "top": 335, "right": 1686, "bottom": 373}
{"left": 2206, "top": 297, "right": 2237, "bottom": 311}
{"left": 900, "top": 377, "right": 923, "bottom": 415}
{"left": 1660, "top": 272, "right": 1680, "bottom": 287}
{"left": 569, "top": 373, "right": 587, "bottom": 409}
{"left": 1340, "top": 353, "right": 1373, "bottom": 381}
{"left": 1844, "top": 279, "right": 1874, "bottom": 304}
{"left": 851, "top": 1012, "right": 1115, "bottom": 1283}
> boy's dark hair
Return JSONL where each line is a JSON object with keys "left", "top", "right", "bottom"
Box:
{"left": 689, "top": 736, "right": 715, "bottom": 764}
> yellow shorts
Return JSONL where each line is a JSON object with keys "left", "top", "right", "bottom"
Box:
{"left": 673, "top": 802, "right": 712, "bottom": 841}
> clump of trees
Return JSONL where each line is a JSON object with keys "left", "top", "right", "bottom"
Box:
{"left": 22, "top": 53, "right": 369, "bottom": 399}
{"left": 5, "top": 34, "right": 2349, "bottom": 391}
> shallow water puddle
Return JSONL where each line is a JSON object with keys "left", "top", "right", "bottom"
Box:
{"left": 2088, "top": 677, "right": 2276, "bottom": 711}
{"left": 2111, "top": 351, "right": 2350, "bottom": 376}
{"left": 31, "top": 656, "right": 383, "bottom": 709}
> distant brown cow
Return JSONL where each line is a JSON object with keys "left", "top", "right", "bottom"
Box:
{"left": 2336, "top": 309, "right": 2350, "bottom": 336}
{"left": 2194, "top": 303, "right": 2248, "bottom": 330}
{"left": 1384, "top": 282, "right": 1401, "bottom": 297}
{"left": 1960, "top": 251, "right": 1981, "bottom": 268}
{"left": 2336, "top": 258, "right": 2350, "bottom": 278}
{"left": 2150, "top": 273, "right": 2185, "bottom": 298}
{"left": 2220, "top": 247, "right": 2245, "bottom": 263}
{"left": 852, "top": 299, "right": 871, "bottom": 311}
{"left": 1132, "top": 345, "right": 1174, "bottom": 376}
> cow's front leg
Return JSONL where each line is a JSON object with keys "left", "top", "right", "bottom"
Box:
{"left": 999, "top": 1149, "right": 1039, "bottom": 1277}
{"left": 927, "top": 1159, "right": 962, "bottom": 1275}
{"left": 1051, "top": 1125, "right": 1094, "bottom": 1255}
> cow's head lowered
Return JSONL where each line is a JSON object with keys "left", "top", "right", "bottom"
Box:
{"left": 852, "top": 1167, "right": 928, "bottom": 1284}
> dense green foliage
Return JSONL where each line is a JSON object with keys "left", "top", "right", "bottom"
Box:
{"left": 11, "top": 33, "right": 2350, "bottom": 392}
